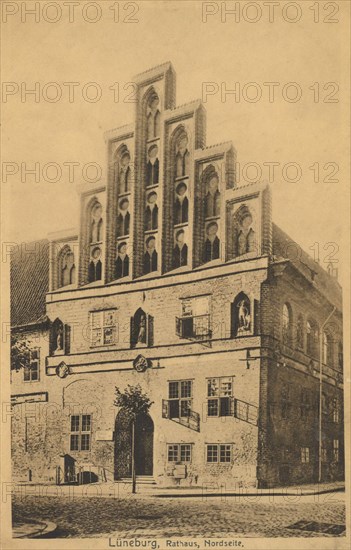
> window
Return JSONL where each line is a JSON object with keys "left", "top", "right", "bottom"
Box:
{"left": 321, "top": 446, "right": 328, "bottom": 462}
{"left": 176, "top": 296, "right": 211, "bottom": 341}
{"left": 59, "top": 246, "right": 75, "bottom": 288}
{"left": 207, "top": 377, "right": 233, "bottom": 417}
{"left": 70, "top": 414, "right": 91, "bottom": 451}
{"left": 233, "top": 204, "right": 256, "bottom": 257}
{"left": 90, "top": 310, "right": 117, "bottom": 347}
{"left": 23, "top": 349, "right": 39, "bottom": 382}
{"left": 300, "top": 388, "right": 311, "bottom": 420}
{"left": 338, "top": 342, "right": 343, "bottom": 371}
{"left": 332, "top": 399, "right": 339, "bottom": 423}
{"left": 296, "top": 314, "right": 304, "bottom": 349}
{"left": 306, "top": 319, "right": 318, "bottom": 356}
{"left": 206, "top": 444, "right": 232, "bottom": 463}
{"left": 301, "top": 447, "right": 310, "bottom": 463}
{"left": 168, "top": 380, "right": 192, "bottom": 419}
{"left": 167, "top": 444, "right": 192, "bottom": 463}
{"left": 333, "top": 439, "right": 339, "bottom": 462}
{"left": 281, "top": 384, "right": 291, "bottom": 420}
{"left": 282, "top": 303, "right": 292, "bottom": 344}
{"left": 323, "top": 331, "right": 334, "bottom": 366}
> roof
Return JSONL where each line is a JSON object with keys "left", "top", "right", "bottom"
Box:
{"left": 272, "top": 224, "right": 342, "bottom": 311}
{"left": 10, "top": 239, "right": 50, "bottom": 328}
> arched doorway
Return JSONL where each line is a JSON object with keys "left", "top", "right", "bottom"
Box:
{"left": 114, "top": 410, "right": 154, "bottom": 480}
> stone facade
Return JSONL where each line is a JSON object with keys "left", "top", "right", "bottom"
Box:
{"left": 11, "top": 63, "right": 344, "bottom": 488}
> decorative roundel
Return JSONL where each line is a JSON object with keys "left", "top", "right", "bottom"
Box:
{"left": 56, "top": 361, "right": 70, "bottom": 379}
{"left": 133, "top": 354, "right": 150, "bottom": 373}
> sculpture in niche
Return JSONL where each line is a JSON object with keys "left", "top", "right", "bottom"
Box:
{"left": 51, "top": 318, "right": 64, "bottom": 355}
{"left": 175, "top": 134, "right": 190, "bottom": 177}
{"left": 90, "top": 203, "right": 103, "bottom": 243}
{"left": 115, "top": 241, "right": 129, "bottom": 279}
{"left": 174, "top": 182, "right": 189, "bottom": 224}
{"left": 205, "top": 173, "right": 220, "bottom": 218}
{"left": 173, "top": 229, "right": 188, "bottom": 268}
{"left": 146, "top": 144, "right": 159, "bottom": 185}
{"left": 116, "top": 198, "right": 130, "bottom": 237}
{"left": 234, "top": 205, "right": 255, "bottom": 256}
{"left": 145, "top": 191, "right": 158, "bottom": 231}
{"left": 131, "top": 308, "right": 149, "bottom": 348}
{"left": 118, "top": 150, "right": 131, "bottom": 194}
{"left": 231, "top": 293, "right": 251, "bottom": 337}
{"left": 88, "top": 246, "right": 102, "bottom": 282}
{"left": 203, "top": 221, "right": 220, "bottom": 263}
{"left": 143, "top": 236, "right": 158, "bottom": 274}
{"left": 147, "top": 94, "right": 160, "bottom": 140}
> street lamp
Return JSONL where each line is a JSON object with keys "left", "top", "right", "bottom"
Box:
{"left": 318, "top": 306, "right": 336, "bottom": 483}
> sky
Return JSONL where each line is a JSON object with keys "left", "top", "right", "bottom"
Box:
{"left": 2, "top": 0, "right": 349, "bottom": 283}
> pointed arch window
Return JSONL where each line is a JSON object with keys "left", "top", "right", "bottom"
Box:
{"left": 233, "top": 204, "right": 256, "bottom": 257}
{"left": 203, "top": 166, "right": 221, "bottom": 219}
{"left": 146, "top": 93, "right": 160, "bottom": 140}
{"left": 114, "top": 145, "right": 131, "bottom": 195}
{"left": 322, "top": 331, "right": 333, "bottom": 366}
{"left": 59, "top": 246, "right": 75, "bottom": 288}
{"left": 306, "top": 319, "right": 319, "bottom": 357}
{"left": 296, "top": 314, "right": 304, "bottom": 350}
{"left": 282, "top": 303, "right": 292, "bottom": 345}
{"left": 175, "top": 132, "right": 190, "bottom": 178}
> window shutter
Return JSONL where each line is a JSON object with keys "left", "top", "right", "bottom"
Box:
{"left": 49, "top": 322, "right": 55, "bottom": 356}
{"left": 64, "top": 324, "right": 71, "bottom": 355}
{"left": 162, "top": 399, "right": 169, "bottom": 419}
{"left": 147, "top": 314, "right": 154, "bottom": 347}
{"left": 175, "top": 317, "right": 181, "bottom": 337}
{"left": 130, "top": 316, "right": 135, "bottom": 348}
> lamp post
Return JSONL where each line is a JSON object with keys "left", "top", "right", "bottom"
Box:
{"left": 318, "top": 306, "right": 336, "bottom": 483}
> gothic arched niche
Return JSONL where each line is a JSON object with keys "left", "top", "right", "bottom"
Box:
{"left": 146, "top": 144, "right": 159, "bottom": 186}
{"left": 233, "top": 204, "right": 256, "bottom": 257}
{"left": 203, "top": 164, "right": 220, "bottom": 219}
{"left": 130, "top": 308, "right": 154, "bottom": 349}
{"left": 145, "top": 89, "right": 161, "bottom": 140}
{"left": 86, "top": 197, "right": 103, "bottom": 283}
{"left": 175, "top": 130, "right": 190, "bottom": 178}
{"left": 114, "top": 144, "right": 131, "bottom": 195}
{"left": 49, "top": 317, "right": 71, "bottom": 356}
{"left": 231, "top": 292, "right": 252, "bottom": 337}
{"left": 58, "top": 245, "right": 75, "bottom": 288}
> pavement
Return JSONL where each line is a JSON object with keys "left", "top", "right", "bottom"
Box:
{"left": 12, "top": 479, "right": 345, "bottom": 499}
{"left": 11, "top": 480, "right": 346, "bottom": 539}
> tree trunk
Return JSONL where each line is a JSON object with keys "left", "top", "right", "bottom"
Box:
{"left": 131, "top": 419, "right": 136, "bottom": 494}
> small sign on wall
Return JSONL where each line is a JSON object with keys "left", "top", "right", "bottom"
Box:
{"left": 95, "top": 430, "right": 114, "bottom": 441}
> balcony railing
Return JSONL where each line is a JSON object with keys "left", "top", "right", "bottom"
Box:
{"left": 162, "top": 399, "right": 200, "bottom": 432}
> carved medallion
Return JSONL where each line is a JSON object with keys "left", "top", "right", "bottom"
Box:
{"left": 56, "top": 361, "right": 70, "bottom": 378}
{"left": 133, "top": 354, "right": 150, "bottom": 373}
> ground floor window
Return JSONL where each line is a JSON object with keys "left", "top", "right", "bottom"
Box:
{"left": 167, "top": 444, "right": 192, "bottom": 463}
{"left": 70, "top": 414, "right": 91, "bottom": 451}
{"left": 300, "top": 447, "right": 310, "bottom": 463}
{"left": 206, "top": 444, "right": 232, "bottom": 463}
{"left": 333, "top": 439, "right": 339, "bottom": 462}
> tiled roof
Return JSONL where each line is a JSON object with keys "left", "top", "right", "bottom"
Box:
{"left": 10, "top": 239, "right": 50, "bottom": 328}
{"left": 272, "top": 224, "right": 342, "bottom": 311}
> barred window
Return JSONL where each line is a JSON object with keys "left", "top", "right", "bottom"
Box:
{"left": 168, "top": 380, "right": 193, "bottom": 419}
{"left": 207, "top": 377, "right": 233, "bottom": 417}
{"left": 301, "top": 447, "right": 310, "bottom": 463}
{"left": 206, "top": 444, "right": 232, "bottom": 463}
{"left": 167, "top": 444, "right": 192, "bottom": 463}
{"left": 23, "top": 349, "right": 39, "bottom": 382}
{"left": 90, "top": 310, "right": 117, "bottom": 347}
{"left": 333, "top": 440, "right": 339, "bottom": 462}
{"left": 70, "top": 414, "right": 92, "bottom": 452}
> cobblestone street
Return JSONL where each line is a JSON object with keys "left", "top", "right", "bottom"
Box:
{"left": 12, "top": 492, "right": 346, "bottom": 539}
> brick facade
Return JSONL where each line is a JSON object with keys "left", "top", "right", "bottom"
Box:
{"left": 11, "top": 63, "right": 344, "bottom": 488}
